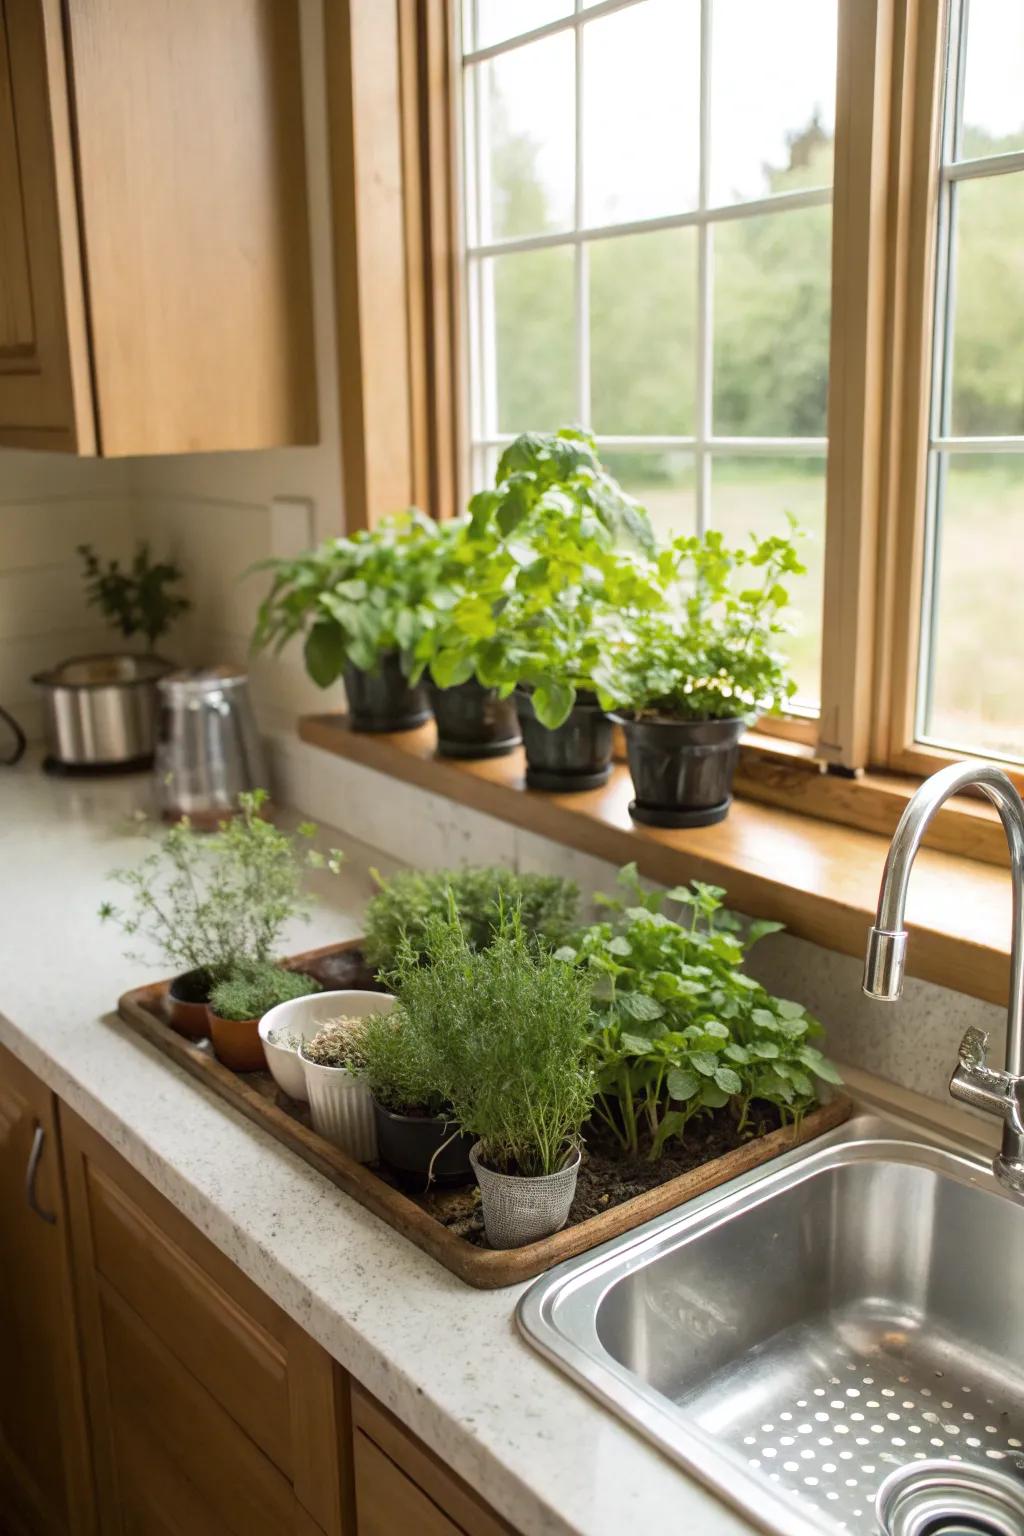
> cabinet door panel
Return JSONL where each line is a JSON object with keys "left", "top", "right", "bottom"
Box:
{"left": 0, "top": 0, "right": 93, "bottom": 449}
{"left": 61, "top": 1106, "right": 353, "bottom": 1536}
{"left": 0, "top": 1043, "right": 94, "bottom": 1536}
{"left": 87, "top": 1161, "right": 291, "bottom": 1472}
{"left": 354, "top": 1431, "right": 462, "bottom": 1536}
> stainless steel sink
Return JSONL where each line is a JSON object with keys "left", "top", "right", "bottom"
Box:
{"left": 518, "top": 1115, "right": 1024, "bottom": 1536}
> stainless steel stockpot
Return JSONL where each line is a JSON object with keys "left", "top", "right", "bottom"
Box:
{"left": 32, "top": 653, "right": 172, "bottom": 768}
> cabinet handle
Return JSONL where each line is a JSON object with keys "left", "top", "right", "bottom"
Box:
{"left": 25, "top": 1124, "right": 57, "bottom": 1225}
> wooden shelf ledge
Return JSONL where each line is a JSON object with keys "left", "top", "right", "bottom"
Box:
{"left": 298, "top": 713, "right": 1013, "bottom": 1010}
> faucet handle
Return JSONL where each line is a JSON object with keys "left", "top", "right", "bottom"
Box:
{"left": 958, "top": 1027, "right": 991, "bottom": 1072}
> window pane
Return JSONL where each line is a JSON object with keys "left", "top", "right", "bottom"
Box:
{"left": 600, "top": 450, "right": 697, "bottom": 543}
{"left": 582, "top": 0, "right": 699, "bottom": 227}
{"left": 922, "top": 454, "right": 1024, "bottom": 762}
{"left": 960, "top": 0, "right": 1024, "bottom": 159}
{"left": 491, "top": 247, "right": 574, "bottom": 431}
{"left": 713, "top": 204, "right": 832, "bottom": 437}
{"left": 474, "top": 32, "right": 574, "bottom": 243}
{"left": 948, "top": 172, "right": 1024, "bottom": 437}
{"left": 590, "top": 230, "right": 697, "bottom": 437}
{"left": 710, "top": 1, "right": 837, "bottom": 206}
{"left": 709, "top": 456, "right": 826, "bottom": 709}
{"left": 472, "top": 1, "right": 572, "bottom": 52}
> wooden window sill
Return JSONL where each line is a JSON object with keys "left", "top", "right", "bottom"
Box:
{"left": 298, "top": 714, "right": 1013, "bottom": 1010}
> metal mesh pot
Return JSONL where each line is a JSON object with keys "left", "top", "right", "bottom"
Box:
{"left": 470, "top": 1143, "right": 581, "bottom": 1249}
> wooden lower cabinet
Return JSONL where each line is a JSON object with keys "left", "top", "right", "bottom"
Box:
{"left": 0, "top": 1063, "right": 518, "bottom": 1536}
{"left": 0, "top": 1044, "right": 93, "bottom": 1536}
{"left": 352, "top": 1390, "right": 515, "bottom": 1536}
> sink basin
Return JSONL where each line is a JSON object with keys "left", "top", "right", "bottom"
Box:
{"left": 518, "top": 1116, "right": 1024, "bottom": 1536}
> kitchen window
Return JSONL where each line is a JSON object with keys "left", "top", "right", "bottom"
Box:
{"left": 459, "top": 0, "right": 838, "bottom": 716}
{"left": 914, "top": 0, "right": 1024, "bottom": 767}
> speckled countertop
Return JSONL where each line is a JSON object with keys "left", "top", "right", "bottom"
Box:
{"left": 0, "top": 758, "right": 754, "bottom": 1536}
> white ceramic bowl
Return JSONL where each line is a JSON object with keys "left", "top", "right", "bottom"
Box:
{"left": 258, "top": 989, "right": 394, "bottom": 1104}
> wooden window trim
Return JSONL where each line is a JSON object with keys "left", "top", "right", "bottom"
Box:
{"left": 325, "top": 0, "right": 462, "bottom": 529}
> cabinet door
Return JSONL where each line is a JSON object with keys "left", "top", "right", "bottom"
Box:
{"left": 0, "top": 1042, "right": 94, "bottom": 1535}
{"left": 352, "top": 1389, "right": 516, "bottom": 1536}
{"left": 0, "top": 0, "right": 94, "bottom": 451}
{"left": 61, "top": 1106, "right": 354, "bottom": 1536}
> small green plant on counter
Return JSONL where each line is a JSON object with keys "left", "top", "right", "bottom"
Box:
{"left": 360, "top": 1006, "right": 448, "bottom": 1118}
{"left": 384, "top": 905, "right": 594, "bottom": 1176}
{"left": 416, "top": 429, "right": 669, "bottom": 727}
{"left": 555, "top": 865, "right": 840, "bottom": 1159}
{"left": 594, "top": 526, "right": 804, "bottom": 722}
{"left": 99, "top": 790, "right": 344, "bottom": 984}
{"left": 302, "top": 1016, "right": 370, "bottom": 1072}
{"left": 208, "top": 961, "right": 320, "bottom": 1022}
{"left": 362, "top": 864, "right": 579, "bottom": 972}
{"left": 78, "top": 541, "right": 191, "bottom": 651}
{"left": 251, "top": 509, "right": 458, "bottom": 689}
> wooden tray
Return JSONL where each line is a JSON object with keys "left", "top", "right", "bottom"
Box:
{"left": 118, "top": 938, "right": 852, "bottom": 1289}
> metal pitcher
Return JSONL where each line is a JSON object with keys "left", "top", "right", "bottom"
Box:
{"left": 155, "top": 667, "right": 267, "bottom": 824}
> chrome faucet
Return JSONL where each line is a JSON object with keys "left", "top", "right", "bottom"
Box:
{"left": 863, "top": 760, "right": 1024, "bottom": 1195}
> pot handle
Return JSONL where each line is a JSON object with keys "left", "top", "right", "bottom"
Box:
{"left": 0, "top": 704, "right": 26, "bottom": 766}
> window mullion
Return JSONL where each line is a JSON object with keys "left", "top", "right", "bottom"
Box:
{"left": 695, "top": 0, "right": 712, "bottom": 536}
{"left": 573, "top": 13, "right": 589, "bottom": 427}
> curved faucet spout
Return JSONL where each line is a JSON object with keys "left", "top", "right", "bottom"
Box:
{"left": 861, "top": 760, "right": 1024, "bottom": 1196}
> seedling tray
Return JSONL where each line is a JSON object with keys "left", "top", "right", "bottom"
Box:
{"left": 118, "top": 938, "right": 852, "bottom": 1289}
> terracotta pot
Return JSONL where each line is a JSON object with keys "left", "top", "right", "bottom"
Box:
{"left": 167, "top": 969, "right": 211, "bottom": 1041}
{"left": 207, "top": 1010, "right": 266, "bottom": 1073}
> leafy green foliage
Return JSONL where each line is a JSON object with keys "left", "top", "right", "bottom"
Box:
{"left": 78, "top": 542, "right": 190, "bottom": 650}
{"left": 208, "top": 960, "right": 320, "bottom": 1022}
{"left": 415, "top": 430, "right": 669, "bottom": 727}
{"left": 554, "top": 865, "right": 840, "bottom": 1159}
{"left": 360, "top": 1006, "right": 447, "bottom": 1117}
{"left": 99, "top": 790, "right": 344, "bottom": 982}
{"left": 251, "top": 509, "right": 458, "bottom": 687}
{"left": 383, "top": 906, "right": 594, "bottom": 1177}
{"left": 595, "top": 526, "right": 804, "bottom": 721}
{"left": 362, "top": 863, "right": 579, "bottom": 971}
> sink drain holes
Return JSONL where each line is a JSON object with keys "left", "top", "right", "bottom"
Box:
{"left": 877, "top": 1461, "right": 1024, "bottom": 1536}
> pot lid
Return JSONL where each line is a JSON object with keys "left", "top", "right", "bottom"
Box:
{"left": 32, "top": 652, "right": 173, "bottom": 689}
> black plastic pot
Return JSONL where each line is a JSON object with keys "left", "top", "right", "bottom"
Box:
{"left": 515, "top": 688, "right": 613, "bottom": 792}
{"left": 429, "top": 678, "right": 521, "bottom": 759}
{"left": 613, "top": 713, "right": 746, "bottom": 827}
{"left": 167, "top": 968, "right": 212, "bottom": 1041}
{"left": 372, "top": 1100, "right": 474, "bottom": 1191}
{"left": 343, "top": 653, "right": 431, "bottom": 733}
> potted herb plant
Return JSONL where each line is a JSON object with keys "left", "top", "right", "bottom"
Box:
{"left": 359, "top": 1003, "right": 473, "bottom": 1190}
{"left": 361, "top": 863, "right": 579, "bottom": 972}
{"left": 99, "top": 789, "right": 343, "bottom": 1039}
{"left": 206, "top": 960, "right": 320, "bottom": 1073}
{"left": 407, "top": 519, "right": 522, "bottom": 760}
{"left": 409, "top": 905, "right": 594, "bottom": 1248}
{"left": 421, "top": 430, "right": 665, "bottom": 790}
{"left": 554, "top": 865, "right": 841, "bottom": 1162}
{"left": 251, "top": 509, "right": 449, "bottom": 732}
{"left": 599, "top": 528, "right": 804, "bottom": 827}
{"left": 295, "top": 991, "right": 396, "bottom": 1160}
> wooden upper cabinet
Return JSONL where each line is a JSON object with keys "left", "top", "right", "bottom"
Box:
{"left": 0, "top": 0, "right": 317, "bottom": 456}
{"left": 0, "top": 1041, "right": 94, "bottom": 1536}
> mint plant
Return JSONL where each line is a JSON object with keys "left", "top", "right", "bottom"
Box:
{"left": 594, "top": 525, "right": 804, "bottom": 721}
{"left": 555, "top": 865, "right": 840, "bottom": 1158}
{"left": 251, "top": 509, "right": 459, "bottom": 688}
